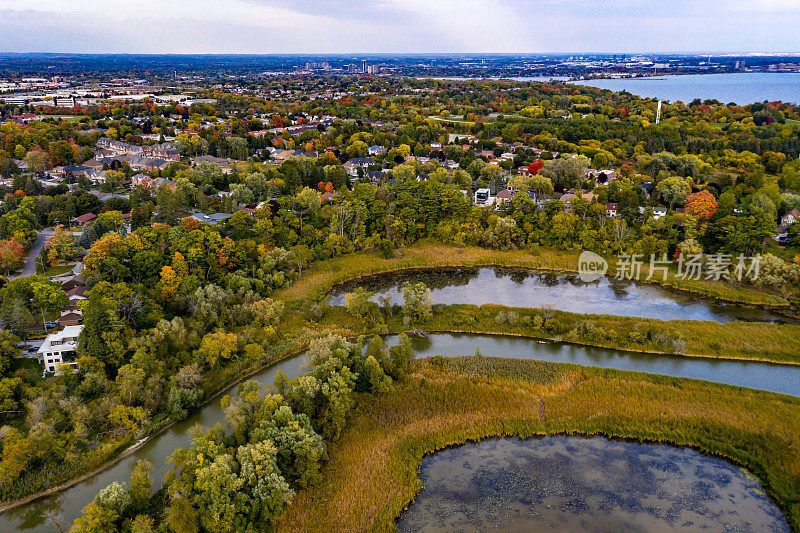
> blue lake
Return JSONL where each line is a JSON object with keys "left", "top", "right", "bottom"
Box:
{"left": 571, "top": 73, "right": 800, "bottom": 105}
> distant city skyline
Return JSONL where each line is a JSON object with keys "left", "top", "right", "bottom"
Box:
{"left": 0, "top": 0, "right": 799, "bottom": 55}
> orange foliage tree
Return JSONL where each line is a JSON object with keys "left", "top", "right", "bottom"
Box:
{"left": 684, "top": 190, "right": 718, "bottom": 223}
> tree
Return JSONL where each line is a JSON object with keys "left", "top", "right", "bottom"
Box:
{"left": 401, "top": 281, "right": 432, "bottom": 324}
{"left": 539, "top": 156, "right": 589, "bottom": 190}
{"left": 192, "top": 441, "right": 293, "bottom": 532}
{"left": 24, "top": 149, "right": 50, "bottom": 172}
{"left": 166, "top": 496, "right": 199, "bottom": 533}
{"left": 0, "top": 330, "right": 20, "bottom": 376}
{"left": 344, "top": 287, "right": 377, "bottom": 322}
{"left": 30, "top": 280, "right": 67, "bottom": 328}
{"left": 293, "top": 187, "right": 321, "bottom": 228}
{"left": 196, "top": 331, "right": 238, "bottom": 368}
{"left": 656, "top": 176, "right": 691, "bottom": 209}
{"left": 160, "top": 265, "right": 180, "bottom": 301}
{"left": 45, "top": 225, "right": 79, "bottom": 266}
{"left": 684, "top": 190, "right": 718, "bottom": 223}
{"left": 0, "top": 239, "right": 24, "bottom": 274}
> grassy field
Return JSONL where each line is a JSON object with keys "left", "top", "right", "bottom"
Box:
{"left": 275, "top": 242, "right": 790, "bottom": 308}
{"left": 279, "top": 356, "right": 800, "bottom": 532}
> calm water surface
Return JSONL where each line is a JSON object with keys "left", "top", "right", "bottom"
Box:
{"left": 329, "top": 267, "right": 789, "bottom": 323}
{"left": 571, "top": 73, "right": 800, "bottom": 105}
{"left": 395, "top": 333, "right": 800, "bottom": 396}
{"left": 397, "top": 436, "right": 789, "bottom": 532}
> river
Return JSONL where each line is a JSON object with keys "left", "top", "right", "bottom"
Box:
{"left": 328, "top": 267, "right": 790, "bottom": 323}
{"left": 4, "top": 332, "right": 797, "bottom": 531}
{"left": 397, "top": 436, "right": 789, "bottom": 532}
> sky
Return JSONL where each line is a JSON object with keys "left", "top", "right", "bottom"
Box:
{"left": 0, "top": 0, "right": 799, "bottom": 54}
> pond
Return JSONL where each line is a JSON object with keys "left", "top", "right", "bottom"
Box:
{"left": 397, "top": 436, "right": 789, "bottom": 532}
{"left": 4, "top": 333, "right": 798, "bottom": 531}
{"left": 328, "top": 267, "right": 790, "bottom": 323}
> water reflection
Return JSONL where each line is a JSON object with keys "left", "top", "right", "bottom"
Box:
{"left": 397, "top": 436, "right": 789, "bottom": 532}
{"left": 386, "top": 333, "right": 800, "bottom": 397}
{"left": 329, "top": 267, "right": 791, "bottom": 323}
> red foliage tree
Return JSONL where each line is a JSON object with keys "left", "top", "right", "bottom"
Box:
{"left": 527, "top": 160, "right": 544, "bottom": 175}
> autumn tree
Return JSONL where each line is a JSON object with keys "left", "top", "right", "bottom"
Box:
{"left": 684, "top": 190, "right": 718, "bottom": 223}
{"left": 45, "top": 225, "right": 79, "bottom": 266}
{"left": 0, "top": 238, "right": 24, "bottom": 274}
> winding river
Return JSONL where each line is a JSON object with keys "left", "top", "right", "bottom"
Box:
{"left": 4, "top": 333, "right": 798, "bottom": 531}
{"left": 328, "top": 267, "right": 791, "bottom": 323}
{"left": 397, "top": 436, "right": 789, "bottom": 532}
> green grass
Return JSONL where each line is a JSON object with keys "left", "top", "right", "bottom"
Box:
{"left": 279, "top": 357, "right": 800, "bottom": 532}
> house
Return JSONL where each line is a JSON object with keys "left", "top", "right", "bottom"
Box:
{"left": 131, "top": 173, "right": 152, "bottom": 187}
{"left": 192, "top": 155, "right": 233, "bottom": 167}
{"left": 780, "top": 209, "right": 800, "bottom": 228}
{"left": 639, "top": 206, "right": 668, "bottom": 220}
{"left": 606, "top": 203, "right": 619, "bottom": 218}
{"left": 60, "top": 276, "right": 85, "bottom": 293}
{"left": 343, "top": 157, "right": 375, "bottom": 177}
{"left": 38, "top": 325, "right": 83, "bottom": 374}
{"left": 72, "top": 212, "right": 97, "bottom": 227}
{"left": 495, "top": 188, "right": 516, "bottom": 208}
{"left": 586, "top": 169, "right": 615, "bottom": 183}
{"left": 65, "top": 285, "right": 87, "bottom": 302}
{"left": 474, "top": 188, "right": 495, "bottom": 207}
{"left": 58, "top": 310, "right": 83, "bottom": 327}
{"left": 190, "top": 212, "right": 232, "bottom": 225}
{"left": 368, "top": 145, "right": 386, "bottom": 156}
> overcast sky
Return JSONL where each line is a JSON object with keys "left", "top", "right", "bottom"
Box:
{"left": 0, "top": 0, "right": 798, "bottom": 54}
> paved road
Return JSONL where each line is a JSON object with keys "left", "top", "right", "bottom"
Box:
{"left": 8, "top": 229, "right": 52, "bottom": 279}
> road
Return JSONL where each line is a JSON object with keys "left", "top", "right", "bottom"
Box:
{"left": 8, "top": 229, "right": 52, "bottom": 279}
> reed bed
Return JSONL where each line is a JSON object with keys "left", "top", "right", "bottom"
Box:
{"left": 278, "top": 357, "right": 800, "bottom": 532}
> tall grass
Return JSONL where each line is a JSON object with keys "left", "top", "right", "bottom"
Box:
{"left": 279, "top": 357, "right": 800, "bottom": 532}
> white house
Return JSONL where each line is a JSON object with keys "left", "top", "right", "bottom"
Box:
{"left": 38, "top": 325, "right": 83, "bottom": 374}
{"left": 474, "top": 188, "right": 495, "bottom": 207}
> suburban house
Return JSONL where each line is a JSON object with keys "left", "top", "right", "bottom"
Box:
{"left": 495, "top": 188, "right": 516, "bottom": 208}
{"left": 606, "top": 203, "right": 619, "bottom": 218}
{"left": 474, "top": 188, "right": 495, "bottom": 207}
{"left": 781, "top": 209, "right": 800, "bottom": 228}
{"left": 342, "top": 157, "right": 375, "bottom": 177}
{"left": 639, "top": 206, "right": 668, "bottom": 219}
{"left": 191, "top": 212, "right": 233, "bottom": 225}
{"left": 38, "top": 325, "right": 83, "bottom": 374}
{"left": 72, "top": 212, "right": 97, "bottom": 227}
{"left": 368, "top": 145, "right": 386, "bottom": 156}
{"left": 58, "top": 310, "right": 83, "bottom": 327}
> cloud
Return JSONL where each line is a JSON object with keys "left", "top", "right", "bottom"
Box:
{"left": 0, "top": 0, "right": 797, "bottom": 53}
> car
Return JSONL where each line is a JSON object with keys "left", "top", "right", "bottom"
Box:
{"left": 44, "top": 321, "right": 58, "bottom": 329}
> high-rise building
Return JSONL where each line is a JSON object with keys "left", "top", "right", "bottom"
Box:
{"left": 361, "top": 60, "right": 367, "bottom": 73}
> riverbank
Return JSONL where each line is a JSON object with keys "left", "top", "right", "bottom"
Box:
{"left": 276, "top": 242, "right": 791, "bottom": 309}
{"left": 317, "top": 303, "right": 800, "bottom": 365}
{"left": 278, "top": 356, "right": 800, "bottom": 532}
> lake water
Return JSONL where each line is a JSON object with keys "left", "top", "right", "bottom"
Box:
{"left": 397, "top": 436, "right": 789, "bottom": 532}
{"left": 571, "top": 73, "right": 800, "bottom": 105}
{"left": 328, "top": 267, "right": 790, "bottom": 323}
{"left": 3, "top": 332, "right": 798, "bottom": 531}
